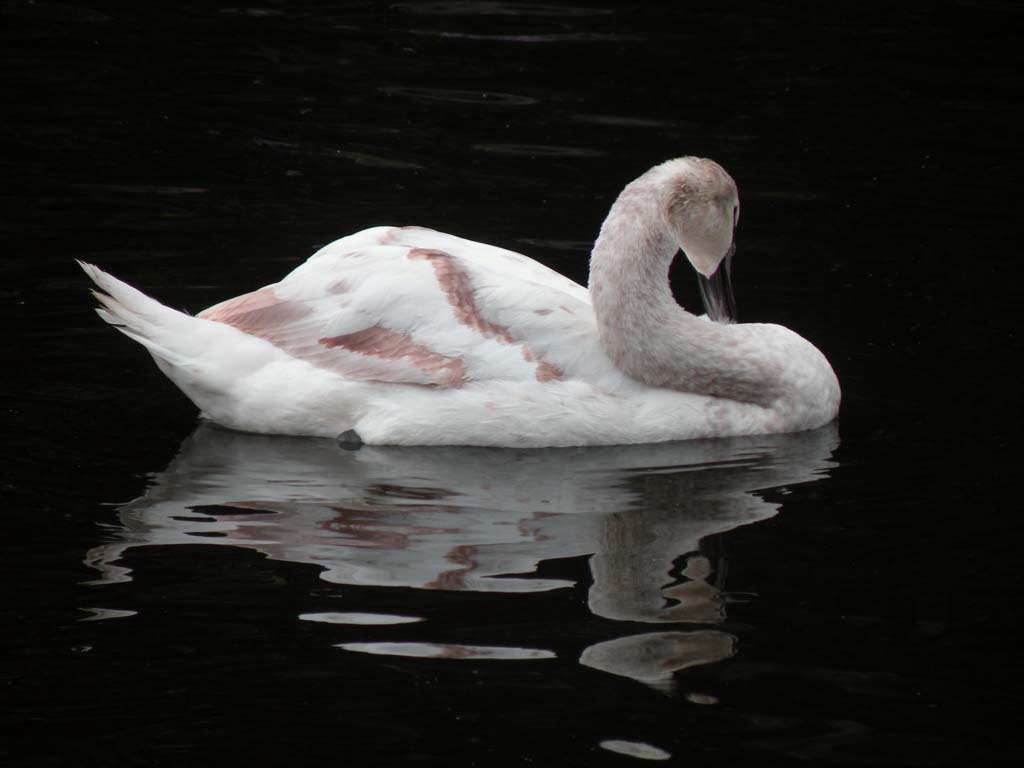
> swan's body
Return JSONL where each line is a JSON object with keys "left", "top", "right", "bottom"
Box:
{"left": 82, "top": 158, "right": 839, "bottom": 446}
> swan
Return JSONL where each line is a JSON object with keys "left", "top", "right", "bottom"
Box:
{"left": 80, "top": 157, "right": 839, "bottom": 447}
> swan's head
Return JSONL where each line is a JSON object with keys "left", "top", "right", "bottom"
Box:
{"left": 664, "top": 157, "right": 740, "bottom": 322}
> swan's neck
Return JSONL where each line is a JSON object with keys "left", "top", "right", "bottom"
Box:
{"left": 589, "top": 185, "right": 681, "bottom": 327}
{"left": 588, "top": 178, "right": 766, "bottom": 405}
{"left": 586, "top": 163, "right": 841, "bottom": 427}
{"left": 589, "top": 178, "right": 713, "bottom": 380}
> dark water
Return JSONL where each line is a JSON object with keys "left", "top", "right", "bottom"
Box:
{"left": 2, "top": 2, "right": 1020, "bottom": 766}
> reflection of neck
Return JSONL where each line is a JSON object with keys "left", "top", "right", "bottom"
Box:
{"left": 588, "top": 180, "right": 753, "bottom": 402}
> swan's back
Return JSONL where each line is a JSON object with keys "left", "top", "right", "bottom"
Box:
{"left": 198, "top": 226, "right": 622, "bottom": 390}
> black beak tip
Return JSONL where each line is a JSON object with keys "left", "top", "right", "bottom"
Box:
{"left": 697, "top": 248, "right": 738, "bottom": 324}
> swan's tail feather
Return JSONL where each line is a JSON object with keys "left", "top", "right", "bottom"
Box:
{"left": 81, "top": 261, "right": 357, "bottom": 437}
{"left": 78, "top": 260, "right": 195, "bottom": 367}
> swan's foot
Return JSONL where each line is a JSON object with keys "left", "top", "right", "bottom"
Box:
{"left": 336, "top": 429, "right": 364, "bottom": 451}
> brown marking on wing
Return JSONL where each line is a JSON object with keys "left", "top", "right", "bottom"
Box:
{"left": 325, "top": 277, "right": 351, "bottom": 294}
{"left": 319, "top": 325, "right": 466, "bottom": 387}
{"left": 407, "top": 248, "right": 567, "bottom": 384}
{"left": 534, "top": 308, "right": 553, "bottom": 316}
{"left": 408, "top": 248, "right": 516, "bottom": 344}
{"left": 199, "top": 287, "right": 315, "bottom": 335}
{"left": 201, "top": 286, "right": 465, "bottom": 387}
{"left": 521, "top": 345, "right": 561, "bottom": 382}
{"left": 535, "top": 361, "right": 563, "bottom": 383}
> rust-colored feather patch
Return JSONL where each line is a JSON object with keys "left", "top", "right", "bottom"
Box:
{"left": 408, "top": 249, "right": 516, "bottom": 344}
{"left": 199, "top": 287, "right": 314, "bottom": 331}
{"left": 319, "top": 325, "right": 466, "bottom": 387}
{"left": 535, "top": 361, "right": 563, "bottom": 383}
{"left": 409, "top": 248, "right": 565, "bottom": 384}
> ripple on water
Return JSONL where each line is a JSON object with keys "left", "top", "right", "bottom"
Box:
{"left": 599, "top": 740, "right": 671, "bottom": 761}
{"left": 253, "top": 138, "right": 423, "bottom": 170}
{"left": 473, "top": 143, "right": 604, "bottom": 158}
{"left": 392, "top": 2, "right": 615, "bottom": 17}
{"left": 336, "top": 642, "right": 555, "bottom": 660}
{"left": 322, "top": 149, "right": 424, "bottom": 170}
{"left": 571, "top": 113, "right": 674, "bottom": 128}
{"left": 405, "top": 30, "right": 639, "bottom": 43}
{"left": 3, "top": 1, "right": 113, "bottom": 23}
{"left": 79, "top": 607, "right": 137, "bottom": 622}
{"left": 684, "top": 692, "right": 719, "bottom": 705}
{"left": 220, "top": 7, "right": 286, "bottom": 17}
{"left": 299, "top": 612, "right": 423, "bottom": 625}
{"left": 379, "top": 86, "right": 537, "bottom": 106}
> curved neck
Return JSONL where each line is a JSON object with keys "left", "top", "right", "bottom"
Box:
{"left": 588, "top": 180, "right": 703, "bottom": 380}
{"left": 587, "top": 181, "right": 768, "bottom": 406}
{"left": 589, "top": 195, "right": 681, "bottom": 324}
{"left": 584, "top": 162, "right": 840, "bottom": 425}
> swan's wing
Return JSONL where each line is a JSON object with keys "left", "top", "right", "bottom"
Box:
{"left": 378, "top": 226, "right": 591, "bottom": 304}
{"left": 198, "top": 227, "right": 616, "bottom": 388}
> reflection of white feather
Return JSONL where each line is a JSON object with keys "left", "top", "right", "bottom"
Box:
{"left": 85, "top": 423, "right": 838, "bottom": 603}
{"left": 580, "top": 631, "right": 737, "bottom": 691}
{"left": 85, "top": 424, "right": 838, "bottom": 687}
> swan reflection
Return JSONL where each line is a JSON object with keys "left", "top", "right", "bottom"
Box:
{"left": 86, "top": 423, "right": 837, "bottom": 688}
{"left": 580, "top": 630, "right": 737, "bottom": 692}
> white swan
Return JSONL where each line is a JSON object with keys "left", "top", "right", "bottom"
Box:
{"left": 81, "top": 157, "right": 839, "bottom": 447}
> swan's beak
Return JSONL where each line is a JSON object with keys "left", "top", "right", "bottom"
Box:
{"left": 698, "top": 242, "right": 737, "bottom": 323}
